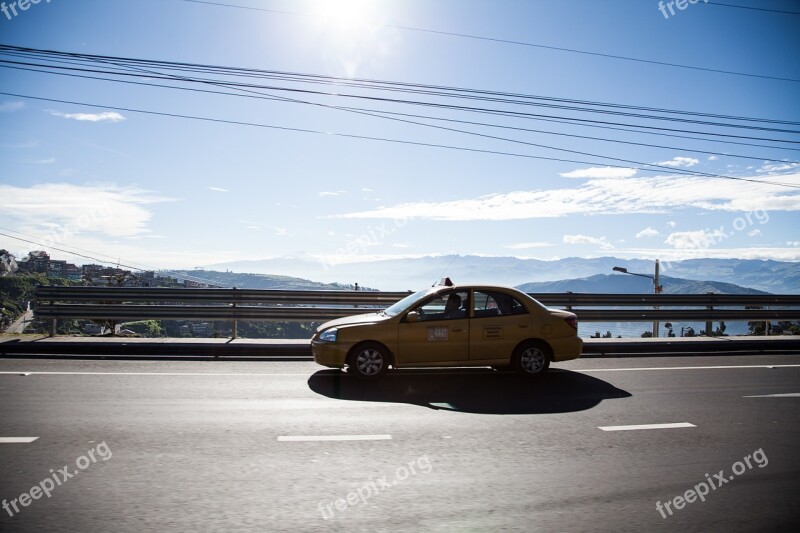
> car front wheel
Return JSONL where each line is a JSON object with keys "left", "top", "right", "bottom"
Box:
{"left": 513, "top": 342, "right": 551, "bottom": 376}
{"left": 347, "top": 342, "right": 389, "bottom": 379}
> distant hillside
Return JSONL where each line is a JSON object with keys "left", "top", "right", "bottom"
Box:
{"left": 516, "top": 274, "right": 770, "bottom": 295}
{"left": 163, "top": 270, "right": 375, "bottom": 291}
{"left": 205, "top": 255, "right": 799, "bottom": 293}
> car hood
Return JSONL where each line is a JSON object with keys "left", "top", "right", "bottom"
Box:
{"left": 316, "top": 312, "right": 391, "bottom": 332}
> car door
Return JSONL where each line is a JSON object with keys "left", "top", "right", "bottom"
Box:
{"left": 469, "top": 289, "right": 531, "bottom": 360}
{"left": 398, "top": 290, "right": 469, "bottom": 364}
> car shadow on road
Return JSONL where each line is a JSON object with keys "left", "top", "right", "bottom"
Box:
{"left": 307, "top": 368, "right": 631, "bottom": 415}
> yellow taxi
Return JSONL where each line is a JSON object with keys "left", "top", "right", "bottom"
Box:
{"left": 311, "top": 279, "right": 583, "bottom": 378}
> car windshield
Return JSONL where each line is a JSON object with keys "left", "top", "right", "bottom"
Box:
{"left": 383, "top": 288, "right": 436, "bottom": 317}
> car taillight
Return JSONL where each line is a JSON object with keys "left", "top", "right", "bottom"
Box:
{"left": 565, "top": 316, "right": 578, "bottom": 329}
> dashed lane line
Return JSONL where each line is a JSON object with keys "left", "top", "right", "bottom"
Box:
{"left": 598, "top": 423, "right": 696, "bottom": 432}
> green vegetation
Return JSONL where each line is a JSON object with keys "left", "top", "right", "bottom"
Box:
{"left": 1, "top": 274, "right": 85, "bottom": 328}
{"left": 749, "top": 320, "right": 800, "bottom": 336}
{"left": 121, "top": 320, "right": 165, "bottom": 337}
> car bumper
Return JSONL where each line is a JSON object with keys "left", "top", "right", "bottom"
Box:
{"left": 549, "top": 336, "right": 583, "bottom": 362}
{"left": 311, "top": 340, "right": 352, "bottom": 368}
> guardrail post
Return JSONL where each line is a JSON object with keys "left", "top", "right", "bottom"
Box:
{"left": 49, "top": 319, "right": 56, "bottom": 337}
{"left": 706, "top": 292, "right": 713, "bottom": 336}
{"left": 231, "top": 287, "right": 238, "bottom": 340}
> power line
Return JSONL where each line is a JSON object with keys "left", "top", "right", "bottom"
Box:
{"left": 7, "top": 59, "right": 798, "bottom": 157}
{"left": 9, "top": 59, "right": 797, "bottom": 166}
{"left": 60, "top": 53, "right": 779, "bottom": 181}
{"left": 708, "top": 1, "right": 800, "bottom": 15}
{"left": 14, "top": 61, "right": 800, "bottom": 158}
{"left": 3, "top": 45, "right": 798, "bottom": 183}
{"left": 4, "top": 45, "right": 797, "bottom": 134}
{"left": 72, "top": 46, "right": 800, "bottom": 182}
{"left": 4, "top": 55, "right": 799, "bottom": 145}
{"left": 6, "top": 54, "right": 796, "bottom": 131}
{"left": 0, "top": 231, "right": 148, "bottom": 272}
{"left": 180, "top": 0, "right": 800, "bottom": 84}
{"left": 3, "top": 90, "right": 798, "bottom": 190}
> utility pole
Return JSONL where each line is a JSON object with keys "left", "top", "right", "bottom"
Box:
{"left": 613, "top": 259, "right": 663, "bottom": 338}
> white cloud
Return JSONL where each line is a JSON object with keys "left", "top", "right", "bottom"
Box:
{"left": 0, "top": 140, "right": 39, "bottom": 149}
{"left": 207, "top": 186, "right": 229, "bottom": 192}
{"left": 0, "top": 183, "right": 172, "bottom": 238}
{"left": 708, "top": 155, "right": 718, "bottom": 161}
{"left": 788, "top": 241, "right": 800, "bottom": 247}
{"left": 636, "top": 227, "right": 660, "bottom": 239}
{"left": 615, "top": 246, "right": 800, "bottom": 262}
{"left": 757, "top": 161, "right": 800, "bottom": 174}
{"left": 563, "top": 234, "right": 614, "bottom": 249}
{"left": 0, "top": 101, "right": 24, "bottom": 112}
{"left": 49, "top": 111, "right": 126, "bottom": 123}
{"left": 319, "top": 191, "right": 347, "bottom": 197}
{"left": 667, "top": 221, "right": 677, "bottom": 228}
{"left": 22, "top": 158, "right": 56, "bottom": 165}
{"left": 335, "top": 172, "right": 800, "bottom": 221}
{"left": 655, "top": 157, "right": 700, "bottom": 168}
{"left": 664, "top": 229, "right": 727, "bottom": 250}
{"left": 505, "top": 242, "right": 553, "bottom": 250}
{"left": 274, "top": 227, "right": 289, "bottom": 236}
{"left": 560, "top": 167, "right": 637, "bottom": 179}
{"left": 747, "top": 229, "right": 761, "bottom": 237}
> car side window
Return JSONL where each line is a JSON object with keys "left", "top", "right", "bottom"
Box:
{"left": 473, "top": 290, "right": 528, "bottom": 318}
{"left": 413, "top": 291, "right": 469, "bottom": 321}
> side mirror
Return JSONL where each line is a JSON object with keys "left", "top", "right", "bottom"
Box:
{"left": 406, "top": 311, "right": 420, "bottom": 323}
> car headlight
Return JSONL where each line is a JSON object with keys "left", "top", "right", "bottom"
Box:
{"left": 319, "top": 328, "right": 338, "bottom": 342}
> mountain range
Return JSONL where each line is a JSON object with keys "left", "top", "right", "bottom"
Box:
{"left": 204, "top": 255, "right": 800, "bottom": 294}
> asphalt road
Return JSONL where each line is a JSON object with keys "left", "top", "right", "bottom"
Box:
{"left": 2, "top": 311, "right": 33, "bottom": 335}
{"left": 1, "top": 355, "right": 799, "bottom": 532}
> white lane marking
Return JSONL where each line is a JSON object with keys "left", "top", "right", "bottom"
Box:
{"left": 581, "top": 364, "right": 800, "bottom": 372}
{"left": 0, "top": 437, "right": 39, "bottom": 443}
{"left": 743, "top": 392, "right": 800, "bottom": 398}
{"left": 277, "top": 434, "right": 392, "bottom": 442}
{"left": 598, "top": 423, "right": 696, "bottom": 432}
{"left": 0, "top": 372, "right": 311, "bottom": 376}
{"left": 1, "top": 364, "right": 799, "bottom": 377}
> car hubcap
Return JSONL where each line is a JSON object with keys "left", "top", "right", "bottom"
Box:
{"left": 521, "top": 347, "right": 545, "bottom": 373}
{"left": 356, "top": 349, "right": 383, "bottom": 375}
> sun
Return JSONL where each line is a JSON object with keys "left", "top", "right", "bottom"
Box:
{"left": 311, "top": 0, "right": 378, "bottom": 36}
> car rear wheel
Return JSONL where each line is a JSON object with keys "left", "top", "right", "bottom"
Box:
{"left": 513, "top": 342, "right": 551, "bottom": 376}
{"left": 347, "top": 342, "right": 389, "bottom": 379}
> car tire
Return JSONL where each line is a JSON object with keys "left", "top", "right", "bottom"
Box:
{"left": 347, "top": 342, "right": 390, "bottom": 379}
{"left": 513, "top": 341, "right": 551, "bottom": 376}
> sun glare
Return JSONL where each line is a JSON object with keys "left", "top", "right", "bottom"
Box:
{"left": 312, "top": 0, "right": 377, "bottom": 35}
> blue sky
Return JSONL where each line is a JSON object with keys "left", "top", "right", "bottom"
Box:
{"left": 1, "top": 0, "right": 799, "bottom": 272}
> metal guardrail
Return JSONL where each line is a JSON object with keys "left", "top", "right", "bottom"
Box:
{"left": 32, "top": 286, "right": 800, "bottom": 338}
